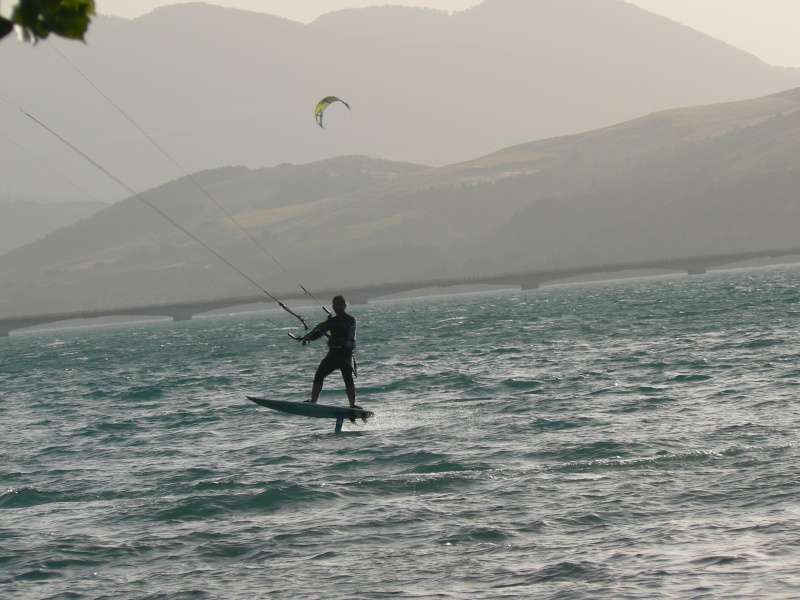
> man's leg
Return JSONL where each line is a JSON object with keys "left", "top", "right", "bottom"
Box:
{"left": 310, "top": 354, "right": 338, "bottom": 403}
{"left": 310, "top": 383, "right": 323, "bottom": 403}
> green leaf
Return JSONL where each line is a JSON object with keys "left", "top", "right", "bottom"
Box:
{"left": 11, "top": 0, "right": 95, "bottom": 42}
{"left": 0, "top": 17, "right": 15, "bottom": 41}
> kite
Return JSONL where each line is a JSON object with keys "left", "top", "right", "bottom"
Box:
{"left": 315, "top": 96, "right": 350, "bottom": 128}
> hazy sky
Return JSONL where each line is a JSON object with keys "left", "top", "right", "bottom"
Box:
{"left": 95, "top": 0, "right": 800, "bottom": 68}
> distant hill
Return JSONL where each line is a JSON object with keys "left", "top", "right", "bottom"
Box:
{"left": 1, "top": 0, "right": 799, "bottom": 205}
{"left": 237, "top": 86, "right": 800, "bottom": 288}
{"left": 0, "top": 199, "right": 105, "bottom": 256}
{"left": 0, "top": 157, "right": 428, "bottom": 314}
{"left": 1, "top": 88, "right": 800, "bottom": 317}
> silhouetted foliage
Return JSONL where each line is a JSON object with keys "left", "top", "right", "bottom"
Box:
{"left": 0, "top": 0, "right": 94, "bottom": 43}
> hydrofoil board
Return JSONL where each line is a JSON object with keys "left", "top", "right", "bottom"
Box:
{"left": 247, "top": 396, "right": 373, "bottom": 432}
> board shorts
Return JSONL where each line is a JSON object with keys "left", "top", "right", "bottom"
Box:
{"left": 313, "top": 351, "right": 355, "bottom": 388}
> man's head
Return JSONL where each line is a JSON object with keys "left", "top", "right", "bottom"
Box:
{"left": 332, "top": 295, "right": 347, "bottom": 315}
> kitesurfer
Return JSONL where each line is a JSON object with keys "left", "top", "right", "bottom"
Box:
{"left": 301, "top": 295, "right": 358, "bottom": 407}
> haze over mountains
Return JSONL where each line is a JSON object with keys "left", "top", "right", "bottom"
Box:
{"left": 2, "top": 85, "right": 800, "bottom": 317}
{"left": 2, "top": 0, "right": 800, "bottom": 318}
{"left": 2, "top": 0, "right": 799, "bottom": 207}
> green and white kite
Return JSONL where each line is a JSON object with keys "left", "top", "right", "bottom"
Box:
{"left": 315, "top": 96, "right": 350, "bottom": 128}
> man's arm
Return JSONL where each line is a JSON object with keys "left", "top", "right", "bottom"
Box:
{"left": 301, "top": 319, "right": 330, "bottom": 345}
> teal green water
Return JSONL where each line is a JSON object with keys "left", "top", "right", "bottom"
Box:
{"left": 2, "top": 267, "right": 800, "bottom": 598}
